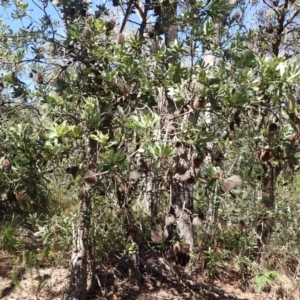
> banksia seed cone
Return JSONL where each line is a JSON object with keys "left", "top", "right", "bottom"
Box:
{"left": 106, "top": 19, "right": 116, "bottom": 32}
{"left": 2, "top": 158, "right": 10, "bottom": 170}
{"left": 260, "top": 149, "right": 273, "bottom": 162}
{"left": 0, "top": 106, "right": 6, "bottom": 114}
{"left": 193, "top": 98, "right": 205, "bottom": 110}
{"left": 83, "top": 25, "right": 92, "bottom": 39}
{"left": 16, "top": 190, "right": 28, "bottom": 201}
{"left": 192, "top": 216, "right": 202, "bottom": 228}
{"left": 117, "top": 33, "right": 125, "bottom": 44}
{"left": 84, "top": 169, "right": 97, "bottom": 184}
{"left": 165, "top": 214, "right": 175, "bottom": 226}
{"left": 129, "top": 170, "right": 140, "bottom": 185}
{"left": 118, "top": 183, "right": 127, "bottom": 193}
{"left": 193, "top": 99, "right": 200, "bottom": 110}
{"left": 151, "top": 224, "right": 168, "bottom": 243}
{"left": 221, "top": 175, "right": 242, "bottom": 192}
{"left": 239, "top": 220, "right": 246, "bottom": 231}
{"left": 36, "top": 71, "right": 43, "bottom": 84}
{"left": 66, "top": 166, "right": 79, "bottom": 179}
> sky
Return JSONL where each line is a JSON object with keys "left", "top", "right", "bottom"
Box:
{"left": 0, "top": 0, "right": 139, "bottom": 34}
{"left": 0, "top": 0, "right": 263, "bottom": 34}
{"left": 0, "top": 0, "right": 268, "bottom": 76}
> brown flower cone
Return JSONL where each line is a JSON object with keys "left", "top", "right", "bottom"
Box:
{"left": 84, "top": 169, "right": 97, "bottom": 184}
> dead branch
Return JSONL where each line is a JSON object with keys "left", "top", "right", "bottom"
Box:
{"left": 119, "top": 0, "right": 134, "bottom": 34}
{"left": 140, "top": 258, "right": 248, "bottom": 300}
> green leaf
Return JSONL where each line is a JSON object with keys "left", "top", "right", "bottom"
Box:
{"left": 254, "top": 270, "right": 281, "bottom": 293}
{"left": 276, "top": 62, "right": 285, "bottom": 77}
{"left": 90, "top": 131, "right": 109, "bottom": 146}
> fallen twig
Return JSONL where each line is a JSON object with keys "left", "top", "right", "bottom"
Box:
{"left": 140, "top": 258, "right": 248, "bottom": 300}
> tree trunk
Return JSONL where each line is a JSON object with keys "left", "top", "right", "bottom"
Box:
{"left": 69, "top": 135, "right": 98, "bottom": 299}
{"left": 171, "top": 181, "right": 194, "bottom": 248}
{"left": 143, "top": 174, "right": 159, "bottom": 218}
{"left": 69, "top": 186, "right": 91, "bottom": 300}
{"left": 127, "top": 237, "right": 141, "bottom": 288}
{"left": 164, "top": 2, "right": 178, "bottom": 64}
{"left": 256, "top": 162, "right": 281, "bottom": 257}
{"left": 162, "top": 1, "right": 194, "bottom": 257}
{"left": 261, "top": 162, "right": 279, "bottom": 209}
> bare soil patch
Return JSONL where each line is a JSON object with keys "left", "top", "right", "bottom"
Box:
{"left": 0, "top": 255, "right": 265, "bottom": 300}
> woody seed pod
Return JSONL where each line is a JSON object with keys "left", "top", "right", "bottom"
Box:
{"left": 83, "top": 25, "right": 92, "bottom": 39}
{"left": 66, "top": 166, "right": 79, "bottom": 179}
{"left": 16, "top": 190, "right": 28, "bottom": 202}
{"left": 2, "top": 158, "right": 11, "bottom": 170}
{"left": 84, "top": 169, "right": 97, "bottom": 184}
{"left": 260, "top": 149, "right": 273, "bottom": 162}
{"left": 106, "top": 19, "right": 116, "bottom": 32}
{"left": 36, "top": 71, "right": 43, "bottom": 84}
{"left": 220, "top": 175, "right": 242, "bottom": 192}
{"left": 117, "top": 33, "right": 126, "bottom": 44}
{"left": 193, "top": 99, "right": 200, "bottom": 110}
{"left": 129, "top": 170, "right": 140, "bottom": 185}
{"left": 0, "top": 106, "right": 6, "bottom": 114}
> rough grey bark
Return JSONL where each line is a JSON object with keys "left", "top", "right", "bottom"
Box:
{"left": 164, "top": 2, "right": 178, "bottom": 64}
{"left": 164, "top": 2, "right": 178, "bottom": 47}
{"left": 143, "top": 173, "right": 159, "bottom": 218}
{"left": 127, "top": 239, "right": 141, "bottom": 288}
{"left": 261, "top": 162, "right": 279, "bottom": 209}
{"left": 141, "top": 89, "right": 162, "bottom": 218}
{"left": 171, "top": 183, "right": 194, "bottom": 249}
{"left": 142, "top": 175, "right": 153, "bottom": 216}
{"left": 168, "top": 150, "right": 200, "bottom": 253}
{"left": 69, "top": 134, "right": 98, "bottom": 299}
{"left": 256, "top": 162, "right": 281, "bottom": 254}
{"left": 161, "top": 1, "right": 195, "bottom": 253}
{"left": 69, "top": 187, "right": 91, "bottom": 300}
{"left": 141, "top": 86, "right": 159, "bottom": 216}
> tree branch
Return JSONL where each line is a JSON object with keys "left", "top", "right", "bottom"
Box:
{"left": 119, "top": 0, "right": 135, "bottom": 34}
{"left": 140, "top": 258, "right": 249, "bottom": 300}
